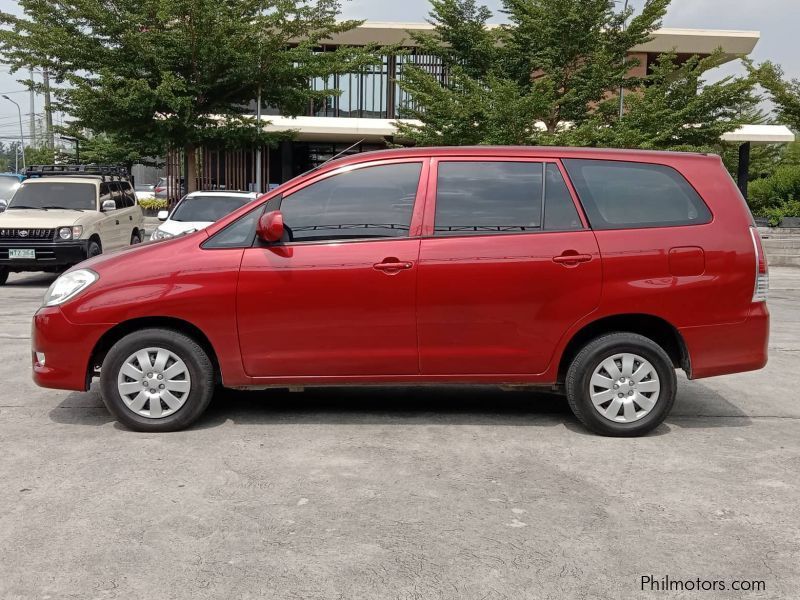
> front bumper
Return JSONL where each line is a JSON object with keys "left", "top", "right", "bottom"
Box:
{"left": 32, "top": 306, "right": 111, "bottom": 391}
{"left": 0, "top": 240, "right": 89, "bottom": 270}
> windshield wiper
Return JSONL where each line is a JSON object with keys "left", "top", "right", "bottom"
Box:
{"left": 41, "top": 206, "right": 86, "bottom": 211}
{"left": 7, "top": 205, "right": 46, "bottom": 210}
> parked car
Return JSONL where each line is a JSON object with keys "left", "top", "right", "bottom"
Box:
{"left": 154, "top": 176, "right": 185, "bottom": 200}
{"left": 0, "top": 173, "right": 23, "bottom": 210}
{"left": 151, "top": 191, "right": 258, "bottom": 241}
{"left": 0, "top": 165, "right": 144, "bottom": 285}
{"left": 134, "top": 183, "right": 155, "bottom": 201}
{"left": 31, "top": 147, "right": 769, "bottom": 436}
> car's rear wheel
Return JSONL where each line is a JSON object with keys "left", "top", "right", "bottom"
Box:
{"left": 0, "top": 267, "right": 8, "bottom": 286}
{"left": 566, "top": 332, "right": 676, "bottom": 437}
{"left": 99, "top": 328, "right": 215, "bottom": 432}
{"left": 131, "top": 231, "right": 142, "bottom": 245}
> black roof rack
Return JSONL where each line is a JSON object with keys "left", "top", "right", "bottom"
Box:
{"left": 25, "top": 164, "right": 130, "bottom": 181}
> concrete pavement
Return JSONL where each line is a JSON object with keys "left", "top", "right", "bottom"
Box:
{"left": 1, "top": 269, "right": 799, "bottom": 599}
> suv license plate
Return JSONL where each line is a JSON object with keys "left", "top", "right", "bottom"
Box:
{"left": 9, "top": 249, "right": 35, "bottom": 259}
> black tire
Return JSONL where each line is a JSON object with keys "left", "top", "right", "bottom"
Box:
{"left": 0, "top": 267, "right": 8, "bottom": 286}
{"left": 131, "top": 231, "right": 142, "bottom": 245}
{"left": 88, "top": 239, "right": 102, "bottom": 258}
{"left": 99, "top": 328, "right": 215, "bottom": 432}
{"left": 566, "top": 332, "right": 677, "bottom": 437}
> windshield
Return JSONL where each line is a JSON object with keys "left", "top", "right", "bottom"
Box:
{"left": 170, "top": 195, "right": 252, "bottom": 223}
{"left": 7, "top": 182, "right": 96, "bottom": 211}
{"left": 0, "top": 176, "right": 20, "bottom": 200}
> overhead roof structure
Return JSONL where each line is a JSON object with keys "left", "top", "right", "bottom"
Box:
{"left": 320, "top": 22, "right": 760, "bottom": 64}
{"left": 721, "top": 124, "right": 796, "bottom": 145}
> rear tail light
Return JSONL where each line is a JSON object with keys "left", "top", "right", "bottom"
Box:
{"left": 155, "top": 187, "right": 165, "bottom": 193}
{"left": 750, "top": 226, "right": 769, "bottom": 302}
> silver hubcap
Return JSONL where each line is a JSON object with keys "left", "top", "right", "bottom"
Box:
{"left": 116, "top": 347, "right": 191, "bottom": 419}
{"left": 589, "top": 353, "right": 660, "bottom": 423}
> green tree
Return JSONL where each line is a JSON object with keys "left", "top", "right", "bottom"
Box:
{"left": 396, "top": 0, "right": 671, "bottom": 145}
{"left": 397, "top": 0, "right": 758, "bottom": 154}
{"left": 0, "top": 0, "right": 373, "bottom": 191}
{"left": 758, "top": 62, "right": 800, "bottom": 132}
{"left": 570, "top": 52, "right": 761, "bottom": 152}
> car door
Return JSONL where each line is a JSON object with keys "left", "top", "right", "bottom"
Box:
{"left": 416, "top": 158, "right": 602, "bottom": 376}
{"left": 116, "top": 182, "right": 139, "bottom": 242}
{"left": 236, "top": 158, "right": 428, "bottom": 378}
{"left": 97, "top": 182, "right": 122, "bottom": 251}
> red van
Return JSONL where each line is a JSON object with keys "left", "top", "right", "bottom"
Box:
{"left": 31, "top": 147, "right": 769, "bottom": 436}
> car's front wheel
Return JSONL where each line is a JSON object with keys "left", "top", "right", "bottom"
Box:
{"left": 131, "top": 231, "right": 142, "bottom": 245}
{"left": 0, "top": 266, "right": 8, "bottom": 286}
{"left": 566, "top": 332, "right": 677, "bottom": 437}
{"left": 88, "top": 240, "right": 102, "bottom": 258}
{"left": 99, "top": 328, "right": 215, "bottom": 432}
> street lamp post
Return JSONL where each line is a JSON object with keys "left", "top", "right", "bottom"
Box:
{"left": 2, "top": 95, "right": 26, "bottom": 172}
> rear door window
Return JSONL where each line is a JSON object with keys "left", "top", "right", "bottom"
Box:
{"left": 434, "top": 162, "right": 544, "bottom": 236}
{"left": 563, "top": 159, "right": 711, "bottom": 230}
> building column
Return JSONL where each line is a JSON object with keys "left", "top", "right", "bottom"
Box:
{"left": 280, "top": 142, "right": 293, "bottom": 184}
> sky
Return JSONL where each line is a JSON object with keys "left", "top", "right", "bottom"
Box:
{"left": 0, "top": 0, "right": 798, "bottom": 144}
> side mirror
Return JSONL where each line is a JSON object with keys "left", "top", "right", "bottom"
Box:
{"left": 0, "top": 200, "right": 7, "bottom": 213}
{"left": 157, "top": 210, "right": 169, "bottom": 221}
{"left": 257, "top": 210, "right": 285, "bottom": 243}
{"left": 101, "top": 199, "right": 116, "bottom": 212}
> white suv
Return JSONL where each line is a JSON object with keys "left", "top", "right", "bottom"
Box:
{"left": 0, "top": 167, "right": 144, "bottom": 285}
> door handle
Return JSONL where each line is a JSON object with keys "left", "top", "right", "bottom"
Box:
{"left": 553, "top": 253, "right": 592, "bottom": 265}
{"left": 115, "top": 220, "right": 120, "bottom": 225}
{"left": 373, "top": 260, "right": 413, "bottom": 273}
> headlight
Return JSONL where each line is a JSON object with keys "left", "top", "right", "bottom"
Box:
{"left": 151, "top": 228, "right": 174, "bottom": 241}
{"left": 42, "top": 269, "right": 98, "bottom": 307}
{"left": 57, "top": 226, "right": 83, "bottom": 240}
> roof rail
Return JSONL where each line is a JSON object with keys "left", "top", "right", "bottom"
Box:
{"left": 24, "top": 164, "right": 130, "bottom": 181}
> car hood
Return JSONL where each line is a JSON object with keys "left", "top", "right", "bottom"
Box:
{"left": 156, "top": 219, "right": 214, "bottom": 236}
{"left": 0, "top": 208, "right": 85, "bottom": 228}
{"left": 75, "top": 228, "right": 211, "bottom": 275}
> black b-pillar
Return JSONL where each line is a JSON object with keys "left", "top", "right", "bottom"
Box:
{"left": 737, "top": 142, "right": 751, "bottom": 201}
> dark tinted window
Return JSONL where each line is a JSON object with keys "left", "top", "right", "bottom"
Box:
{"left": 172, "top": 195, "right": 253, "bottom": 223}
{"left": 119, "top": 182, "right": 136, "bottom": 207}
{"left": 7, "top": 182, "right": 96, "bottom": 211}
{"left": 563, "top": 159, "right": 712, "bottom": 229}
{"left": 99, "top": 183, "right": 113, "bottom": 208}
{"left": 109, "top": 182, "right": 123, "bottom": 205}
{"left": 544, "top": 164, "right": 582, "bottom": 231}
{"left": 281, "top": 163, "right": 421, "bottom": 243}
{"left": 434, "top": 162, "right": 543, "bottom": 236}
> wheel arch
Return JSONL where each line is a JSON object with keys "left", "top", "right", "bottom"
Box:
{"left": 557, "top": 313, "right": 690, "bottom": 383}
{"left": 88, "top": 317, "right": 222, "bottom": 388}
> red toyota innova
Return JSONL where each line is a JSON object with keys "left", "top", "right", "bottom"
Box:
{"left": 31, "top": 147, "right": 769, "bottom": 436}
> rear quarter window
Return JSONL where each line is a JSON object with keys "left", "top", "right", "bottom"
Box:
{"left": 563, "top": 159, "right": 712, "bottom": 230}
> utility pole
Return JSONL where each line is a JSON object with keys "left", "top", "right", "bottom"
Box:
{"left": 43, "top": 66, "right": 54, "bottom": 149}
{"left": 618, "top": 0, "right": 630, "bottom": 119}
{"left": 255, "top": 86, "right": 262, "bottom": 193}
{"left": 28, "top": 68, "right": 36, "bottom": 145}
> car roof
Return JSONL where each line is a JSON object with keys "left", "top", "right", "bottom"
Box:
{"left": 21, "top": 177, "right": 101, "bottom": 185}
{"left": 318, "top": 145, "right": 717, "bottom": 171}
{"left": 184, "top": 191, "right": 258, "bottom": 199}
